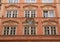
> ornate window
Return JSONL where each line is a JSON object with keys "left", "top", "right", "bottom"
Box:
{"left": 43, "top": 21, "right": 57, "bottom": 35}
{"left": 3, "top": 26, "right": 16, "bottom": 35}
{"left": 23, "top": 19, "right": 37, "bottom": 35}
{"left": 2, "top": 20, "right": 18, "bottom": 35}
{"left": 24, "top": 10, "right": 36, "bottom": 18}
{"left": 44, "top": 26, "right": 56, "bottom": 35}
{"left": 24, "top": 26, "right": 36, "bottom": 35}
{"left": 43, "top": 10, "right": 55, "bottom": 17}
{"left": 6, "top": 10, "right": 18, "bottom": 18}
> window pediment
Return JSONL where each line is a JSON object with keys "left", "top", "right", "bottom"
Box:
{"left": 42, "top": 21, "right": 57, "bottom": 26}
{"left": 42, "top": 20, "right": 58, "bottom": 24}
{"left": 2, "top": 20, "right": 19, "bottom": 26}
{"left": 5, "top": 5, "right": 20, "bottom": 8}
{"left": 41, "top": 5, "right": 56, "bottom": 10}
{"left": 23, "top": 5, "right": 38, "bottom": 8}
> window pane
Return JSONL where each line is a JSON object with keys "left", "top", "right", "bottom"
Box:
{"left": 25, "top": 10, "right": 30, "bottom": 18}
{"left": 25, "top": 0, "right": 36, "bottom": 3}
{"left": 8, "top": 0, "right": 18, "bottom": 3}
{"left": 24, "top": 26, "right": 29, "bottom": 35}
{"left": 42, "top": 0, "right": 47, "bottom": 3}
{"left": 25, "top": 0, "right": 30, "bottom": 3}
{"left": 43, "top": 10, "right": 54, "bottom": 17}
{"left": 31, "top": 10, "right": 36, "bottom": 18}
{"left": 14, "top": 0, "right": 18, "bottom": 3}
{"left": 24, "top": 26, "right": 36, "bottom": 35}
{"left": 44, "top": 26, "right": 50, "bottom": 35}
{"left": 3, "top": 26, "right": 16, "bottom": 35}
{"left": 49, "top": 10, "right": 54, "bottom": 17}
{"left": 31, "top": 0, "right": 36, "bottom": 3}
{"left": 13, "top": 10, "right": 17, "bottom": 18}
{"left": 7, "top": 10, "right": 11, "bottom": 18}
{"left": 42, "top": 0, "right": 53, "bottom": 3}
{"left": 6, "top": 10, "right": 17, "bottom": 18}
{"left": 43, "top": 11, "right": 48, "bottom": 17}
{"left": 31, "top": 27, "right": 36, "bottom": 35}
{"left": 51, "top": 26, "right": 56, "bottom": 35}
{"left": 44, "top": 26, "right": 56, "bottom": 35}
{"left": 8, "top": 0, "right": 13, "bottom": 3}
{"left": 48, "top": 0, "right": 53, "bottom": 3}
{"left": 25, "top": 10, "right": 36, "bottom": 18}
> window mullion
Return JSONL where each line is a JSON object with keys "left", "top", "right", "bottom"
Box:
{"left": 48, "top": 11, "right": 49, "bottom": 17}
{"left": 12, "top": 10, "right": 13, "bottom": 18}
{"left": 30, "top": 11, "right": 31, "bottom": 17}
{"left": 29, "top": 27, "right": 31, "bottom": 35}
{"left": 9, "top": 27, "right": 11, "bottom": 35}
{"left": 6, "top": 27, "right": 7, "bottom": 35}
{"left": 50, "top": 26, "right": 51, "bottom": 35}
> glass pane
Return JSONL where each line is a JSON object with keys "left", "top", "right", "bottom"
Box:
{"left": 49, "top": 10, "right": 54, "bottom": 17}
{"left": 14, "top": 0, "right": 18, "bottom": 3}
{"left": 31, "top": 0, "right": 36, "bottom": 3}
{"left": 25, "top": 10, "right": 30, "bottom": 18}
{"left": 25, "top": 0, "right": 30, "bottom": 3}
{"left": 43, "top": 11, "right": 48, "bottom": 17}
{"left": 9, "top": 0, "right": 13, "bottom": 3}
{"left": 48, "top": 0, "right": 53, "bottom": 3}
{"left": 42, "top": 0, "right": 47, "bottom": 3}
{"left": 24, "top": 26, "right": 29, "bottom": 35}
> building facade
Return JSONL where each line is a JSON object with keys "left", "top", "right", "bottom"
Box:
{"left": 0, "top": 0, "right": 60, "bottom": 42}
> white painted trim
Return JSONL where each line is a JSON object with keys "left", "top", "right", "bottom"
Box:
{"left": 42, "top": 0, "right": 54, "bottom": 3}
{"left": 24, "top": 10, "right": 25, "bottom": 17}
{"left": 25, "top": 0, "right": 36, "bottom": 3}
{"left": 35, "top": 10, "right": 37, "bottom": 17}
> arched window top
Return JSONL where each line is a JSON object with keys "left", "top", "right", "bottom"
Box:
{"left": 41, "top": 5, "right": 56, "bottom": 10}
{"left": 23, "top": 5, "right": 38, "bottom": 10}
{"left": 42, "top": 21, "right": 57, "bottom": 26}
{"left": 43, "top": 6, "right": 55, "bottom": 10}
{"left": 5, "top": 5, "right": 20, "bottom": 9}
{"left": 2, "top": 20, "right": 19, "bottom": 26}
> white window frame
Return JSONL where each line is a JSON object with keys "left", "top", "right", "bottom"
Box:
{"left": 42, "top": 0, "right": 54, "bottom": 3}
{"left": 43, "top": 26, "right": 57, "bottom": 35}
{"left": 24, "top": 10, "right": 36, "bottom": 18}
{"left": 3, "top": 26, "right": 16, "bottom": 35}
{"left": 25, "top": 0, "right": 36, "bottom": 3}
{"left": 8, "top": 0, "right": 19, "bottom": 3}
{"left": 6, "top": 10, "right": 18, "bottom": 18}
{"left": 43, "top": 10, "right": 55, "bottom": 18}
{"left": 24, "top": 26, "right": 36, "bottom": 35}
